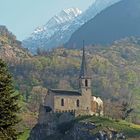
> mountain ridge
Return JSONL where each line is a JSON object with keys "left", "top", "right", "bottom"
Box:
{"left": 66, "top": 0, "right": 140, "bottom": 48}
{"left": 22, "top": 8, "right": 82, "bottom": 53}
{"left": 23, "top": 0, "right": 122, "bottom": 53}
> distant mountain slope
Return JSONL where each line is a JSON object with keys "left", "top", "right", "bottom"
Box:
{"left": 22, "top": 8, "right": 82, "bottom": 53}
{"left": 66, "top": 0, "right": 140, "bottom": 48}
{"left": 0, "top": 26, "right": 31, "bottom": 62}
{"left": 23, "top": 0, "right": 121, "bottom": 53}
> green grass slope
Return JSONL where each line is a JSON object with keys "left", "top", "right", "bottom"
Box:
{"left": 79, "top": 116, "right": 140, "bottom": 139}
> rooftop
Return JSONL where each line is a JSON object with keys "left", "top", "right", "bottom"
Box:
{"left": 49, "top": 89, "right": 81, "bottom": 96}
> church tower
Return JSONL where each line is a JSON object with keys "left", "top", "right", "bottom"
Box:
{"left": 79, "top": 43, "right": 92, "bottom": 113}
{"left": 79, "top": 44, "right": 91, "bottom": 92}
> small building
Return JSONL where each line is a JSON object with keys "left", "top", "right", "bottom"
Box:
{"left": 44, "top": 46, "right": 103, "bottom": 116}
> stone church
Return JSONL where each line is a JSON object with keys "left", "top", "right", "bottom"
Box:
{"left": 44, "top": 47, "right": 103, "bottom": 116}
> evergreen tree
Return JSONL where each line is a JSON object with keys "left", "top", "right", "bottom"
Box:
{"left": 0, "top": 59, "right": 20, "bottom": 140}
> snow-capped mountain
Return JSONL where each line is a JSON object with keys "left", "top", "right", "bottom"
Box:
{"left": 23, "top": 0, "right": 122, "bottom": 53}
{"left": 32, "top": 8, "right": 82, "bottom": 39}
{"left": 23, "top": 8, "right": 82, "bottom": 53}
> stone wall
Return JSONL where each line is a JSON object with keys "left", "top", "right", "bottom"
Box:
{"left": 54, "top": 95, "right": 82, "bottom": 112}
{"left": 44, "top": 84, "right": 104, "bottom": 116}
{"left": 91, "top": 100, "right": 98, "bottom": 113}
{"left": 92, "top": 96, "right": 104, "bottom": 115}
{"left": 80, "top": 88, "right": 92, "bottom": 112}
{"left": 44, "top": 90, "right": 54, "bottom": 110}
{"left": 79, "top": 78, "right": 91, "bottom": 89}
{"left": 28, "top": 105, "right": 75, "bottom": 140}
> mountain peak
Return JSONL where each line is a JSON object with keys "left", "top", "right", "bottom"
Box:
{"left": 62, "top": 8, "right": 82, "bottom": 16}
{"left": 47, "top": 8, "right": 82, "bottom": 25}
{"left": 32, "top": 8, "right": 82, "bottom": 35}
{"left": 22, "top": 0, "right": 122, "bottom": 53}
{"left": 23, "top": 8, "right": 82, "bottom": 53}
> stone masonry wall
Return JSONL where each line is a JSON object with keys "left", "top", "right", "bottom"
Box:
{"left": 54, "top": 95, "right": 82, "bottom": 112}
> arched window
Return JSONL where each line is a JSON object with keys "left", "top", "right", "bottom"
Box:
{"left": 61, "top": 98, "right": 64, "bottom": 106}
{"left": 85, "top": 79, "right": 88, "bottom": 87}
{"left": 77, "top": 99, "right": 80, "bottom": 107}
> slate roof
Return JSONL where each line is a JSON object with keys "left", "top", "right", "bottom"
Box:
{"left": 49, "top": 89, "right": 81, "bottom": 96}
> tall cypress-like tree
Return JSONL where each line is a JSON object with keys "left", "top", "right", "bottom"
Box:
{"left": 0, "top": 59, "right": 20, "bottom": 140}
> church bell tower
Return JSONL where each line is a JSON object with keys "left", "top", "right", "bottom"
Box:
{"left": 79, "top": 42, "right": 91, "bottom": 93}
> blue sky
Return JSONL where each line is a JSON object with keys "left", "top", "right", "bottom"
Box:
{"left": 0, "top": 0, "right": 93, "bottom": 40}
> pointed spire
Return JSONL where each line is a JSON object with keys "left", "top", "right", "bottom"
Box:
{"left": 79, "top": 40, "right": 88, "bottom": 78}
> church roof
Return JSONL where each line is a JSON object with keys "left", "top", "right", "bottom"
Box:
{"left": 79, "top": 43, "right": 89, "bottom": 78}
{"left": 49, "top": 89, "right": 81, "bottom": 96}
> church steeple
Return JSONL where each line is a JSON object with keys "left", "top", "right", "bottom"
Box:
{"left": 79, "top": 41, "right": 91, "bottom": 90}
{"left": 79, "top": 42, "right": 88, "bottom": 78}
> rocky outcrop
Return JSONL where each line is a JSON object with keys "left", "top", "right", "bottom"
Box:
{"left": 28, "top": 105, "right": 74, "bottom": 140}
{"left": 28, "top": 121, "right": 126, "bottom": 140}
{"left": 28, "top": 106, "right": 126, "bottom": 140}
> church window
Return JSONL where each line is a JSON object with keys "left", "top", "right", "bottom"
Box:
{"left": 77, "top": 99, "right": 80, "bottom": 107}
{"left": 85, "top": 79, "right": 88, "bottom": 87}
{"left": 61, "top": 98, "right": 64, "bottom": 106}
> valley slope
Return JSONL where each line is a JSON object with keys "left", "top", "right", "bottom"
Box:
{"left": 0, "top": 26, "right": 31, "bottom": 62}
{"left": 1, "top": 27, "right": 140, "bottom": 127}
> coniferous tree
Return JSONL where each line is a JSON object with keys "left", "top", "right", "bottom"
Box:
{"left": 0, "top": 59, "right": 20, "bottom": 140}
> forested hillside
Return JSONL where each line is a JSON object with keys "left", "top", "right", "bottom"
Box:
{"left": 12, "top": 38, "right": 140, "bottom": 124}
{"left": 0, "top": 26, "right": 31, "bottom": 61}
{"left": 0, "top": 26, "right": 140, "bottom": 129}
